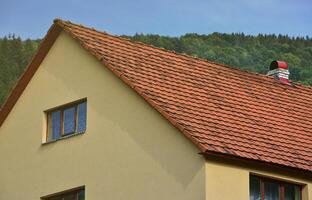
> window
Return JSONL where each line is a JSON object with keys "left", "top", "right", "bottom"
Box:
{"left": 46, "top": 100, "right": 87, "bottom": 142}
{"left": 250, "top": 175, "right": 301, "bottom": 200}
{"left": 42, "top": 187, "right": 84, "bottom": 200}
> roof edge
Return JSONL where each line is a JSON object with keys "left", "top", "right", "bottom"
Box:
{"left": 0, "top": 24, "right": 62, "bottom": 126}
{"left": 52, "top": 19, "right": 312, "bottom": 90}
{"left": 0, "top": 19, "right": 207, "bottom": 153}
{"left": 202, "top": 150, "right": 312, "bottom": 179}
{"left": 51, "top": 19, "right": 208, "bottom": 153}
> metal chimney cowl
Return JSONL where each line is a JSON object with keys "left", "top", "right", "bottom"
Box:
{"left": 267, "top": 61, "right": 291, "bottom": 85}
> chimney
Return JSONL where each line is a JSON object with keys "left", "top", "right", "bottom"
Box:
{"left": 267, "top": 60, "right": 291, "bottom": 85}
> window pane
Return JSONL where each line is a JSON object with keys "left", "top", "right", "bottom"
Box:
{"left": 264, "top": 181, "right": 279, "bottom": 200}
{"left": 77, "top": 102, "right": 87, "bottom": 133}
{"left": 63, "top": 193, "right": 76, "bottom": 200}
{"left": 285, "top": 184, "right": 300, "bottom": 200}
{"left": 63, "top": 107, "right": 76, "bottom": 135}
{"left": 78, "top": 190, "right": 85, "bottom": 200}
{"left": 50, "top": 111, "right": 61, "bottom": 140}
{"left": 46, "top": 190, "right": 84, "bottom": 200}
{"left": 250, "top": 176, "right": 261, "bottom": 200}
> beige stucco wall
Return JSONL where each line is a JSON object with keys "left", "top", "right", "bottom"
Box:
{"left": 0, "top": 31, "right": 206, "bottom": 199}
{"left": 205, "top": 158, "right": 312, "bottom": 200}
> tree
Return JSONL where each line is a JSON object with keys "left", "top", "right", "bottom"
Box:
{"left": 1, "top": 32, "right": 312, "bottom": 106}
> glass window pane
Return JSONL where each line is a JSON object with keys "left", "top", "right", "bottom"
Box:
{"left": 77, "top": 102, "right": 87, "bottom": 133}
{"left": 46, "top": 190, "right": 85, "bottom": 200}
{"left": 78, "top": 190, "right": 85, "bottom": 200}
{"left": 63, "top": 193, "right": 76, "bottom": 200}
{"left": 63, "top": 107, "right": 76, "bottom": 135}
{"left": 294, "top": 185, "right": 301, "bottom": 200}
{"left": 49, "top": 111, "right": 61, "bottom": 140}
{"left": 285, "top": 184, "right": 300, "bottom": 200}
{"left": 250, "top": 176, "right": 261, "bottom": 200}
{"left": 264, "top": 181, "right": 279, "bottom": 200}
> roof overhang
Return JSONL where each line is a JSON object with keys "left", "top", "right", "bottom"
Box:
{"left": 202, "top": 150, "right": 312, "bottom": 180}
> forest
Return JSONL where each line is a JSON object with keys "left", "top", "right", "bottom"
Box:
{"left": 0, "top": 32, "right": 312, "bottom": 106}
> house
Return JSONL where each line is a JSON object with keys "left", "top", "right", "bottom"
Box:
{"left": 0, "top": 19, "right": 311, "bottom": 200}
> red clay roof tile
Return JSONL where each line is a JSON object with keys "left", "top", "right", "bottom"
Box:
{"left": 52, "top": 19, "right": 312, "bottom": 173}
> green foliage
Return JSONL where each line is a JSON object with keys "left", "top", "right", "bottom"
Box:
{"left": 0, "top": 35, "right": 40, "bottom": 106}
{"left": 1, "top": 32, "right": 312, "bottom": 107}
{"left": 127, "top": 33, "right": 312, "bottom": 81}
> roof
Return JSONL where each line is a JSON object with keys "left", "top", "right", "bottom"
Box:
{"left": 1, "top": 19, "right": 312, "bottom": 174}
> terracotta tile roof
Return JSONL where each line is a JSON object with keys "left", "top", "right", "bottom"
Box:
{"left": 55, "top": 20, "right": 312, "bottom": 172}
{"left": 2, "top": 19, "right": 312, "bottom": 174}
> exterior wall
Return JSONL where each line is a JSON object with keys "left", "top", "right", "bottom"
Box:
{"left": 0, "top": 31, "right": 206, "bottom": 199}
{"left": 205, "top": 158, "right": 312, "bottom": 200}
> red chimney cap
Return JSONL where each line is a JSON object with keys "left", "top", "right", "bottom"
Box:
{"left": 269, "top": 61, "right": 288, "bottom": 70}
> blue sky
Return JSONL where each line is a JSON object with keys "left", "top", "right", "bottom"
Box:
{"left": 0, "top": 0, "right": 311, "bottom": 39}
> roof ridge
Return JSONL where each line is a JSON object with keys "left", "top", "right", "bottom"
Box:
{"left": 52, "top": 18, "right": 312, "bottom": 89}
{"left": 54, "top": 19, "right": 252, "bottom": 70}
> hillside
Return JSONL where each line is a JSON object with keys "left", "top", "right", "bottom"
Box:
{"left": 1, "top": 32, "right": 312, "bottom": 106}
{"left": 0, "top": 35, "right": 41, "bottom": 106}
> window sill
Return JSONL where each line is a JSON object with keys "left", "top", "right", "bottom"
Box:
{"left": 42, "top": 132, "right": 85, "bottom": 145}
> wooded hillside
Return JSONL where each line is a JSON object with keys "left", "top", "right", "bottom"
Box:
{"left": 0, "top": 35, "right": 40, "bottom": 106}
{"left": 0, "top": 32, "right": 311, "bottom": 106}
